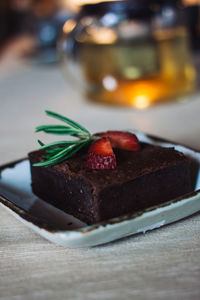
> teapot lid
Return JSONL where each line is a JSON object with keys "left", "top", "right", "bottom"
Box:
{"left": 80, "top": 0, "right": 182, "bottom": 19}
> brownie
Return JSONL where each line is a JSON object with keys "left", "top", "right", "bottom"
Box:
{"left": 28, "top": 143, "right": 192, "bottom": 225}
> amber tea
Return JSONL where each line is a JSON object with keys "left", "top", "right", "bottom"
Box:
{"left": 79, "top": 27, "right": 195, "bottom": 108}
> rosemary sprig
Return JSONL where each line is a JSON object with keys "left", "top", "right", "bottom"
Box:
{"left": 33, "top": 111, "right": 96, "bottom": 167}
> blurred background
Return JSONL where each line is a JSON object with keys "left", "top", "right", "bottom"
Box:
{"left": 0, "top": 1, "right": 199, "bottom": 50}
{"left": 0, "top": 0, "right": 200, "bottom": 106}
{"left": 0, "top": 0, "right": 200, "bottom": 162}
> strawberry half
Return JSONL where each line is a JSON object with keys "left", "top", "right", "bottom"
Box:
{"left": 86, "top": 137, "right": 116, "bottom": 170}
{"left": 95, "top": 131, "right": 140, "bottom": 151}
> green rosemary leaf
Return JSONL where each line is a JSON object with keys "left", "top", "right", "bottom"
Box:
{"left": 33, "top": 141, "right": 87, "bottom": 167}
{"left": 44, "top": 144, "right": 78, "bottom": 163}
{"left": 54, "top": 141, "right": 87, "bottom": 162}
{"left": 36, "top": 125, "right": 73, "bottom": 132}
{"left": 49, "top": 144, "right": 75, "bottom": 159}
{"left": 46, "top": 147, "right": 63, "bottom": 154}
{"left": 64, "top": 142, "right": 86, "bottom": 159}
{"left": 36, "top": 125, "right": 81, "bottom": 136}
{"left": 37, "top": 140, "right": 45, "bottom": 146}
{"left": 39, "top": 139, "right": 83, "bottom": 150}
{"left": 33, "top": 156, "right": 64, "bottom": 167}
{"left": 34, "top": 111, "right": 93, "bottom": 167}
{"left": 41, "top": 129, "right": 80, "bottom": 136}
{"left": 33, "top": 146, "right": 74, "bottom": 167}
{"left": 45, "top": 110, "right": 90, "bottom": 135}
{"left": 43, "top": 143, "right": 78, "bottom": 158}
{"left": 43, "top": 147, "right": 64, "bottom": 158}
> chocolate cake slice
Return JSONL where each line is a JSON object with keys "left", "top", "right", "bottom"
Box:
{"left": 29, "top": 143, "right": 192, "bottom": 225}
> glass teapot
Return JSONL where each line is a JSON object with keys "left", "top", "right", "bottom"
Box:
{"left": 58, "top": 0, "right": 196, "bottom": 108}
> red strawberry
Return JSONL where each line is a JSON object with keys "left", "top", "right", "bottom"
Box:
{"left": 95, "top": 131, "right": 140, "bottom": 151}
{"left": 86, "top": 137, "right": 116, "bottom": 170}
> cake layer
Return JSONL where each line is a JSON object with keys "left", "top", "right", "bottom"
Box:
{"left": 29, "top": 143, "right": 192, "bottom": 224}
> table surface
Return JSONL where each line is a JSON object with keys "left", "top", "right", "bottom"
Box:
{"left": 0, "top": 55, "right": 200, "bottom": 300}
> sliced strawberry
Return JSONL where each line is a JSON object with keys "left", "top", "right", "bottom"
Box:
{"left": 86, "top": 137, "right": 116, "bottom": 170}
{"left": 95, "top": 131, "right": 140, "bottom": 151}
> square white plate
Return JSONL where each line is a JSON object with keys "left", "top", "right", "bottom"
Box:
{"left": 0, "top": 132, "right": 200, "bottom": 247}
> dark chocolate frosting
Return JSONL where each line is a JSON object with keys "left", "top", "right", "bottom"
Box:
{"left": 30, "top": 143, "right": 187, "bottom": 189}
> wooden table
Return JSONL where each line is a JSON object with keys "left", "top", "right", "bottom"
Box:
{"left": 0, "top": 58, "right": 200, "bottom": 300}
